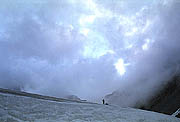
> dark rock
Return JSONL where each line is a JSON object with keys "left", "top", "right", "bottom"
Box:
{"left": 141, "top": 75, "right": 180, "bottom": 118}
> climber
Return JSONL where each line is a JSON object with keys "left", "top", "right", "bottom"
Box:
{"left": 102, "top": 99, "right": 105, "bottom": 104}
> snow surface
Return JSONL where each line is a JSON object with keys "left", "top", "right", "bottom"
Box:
{"left": 0, "top": 93, "right": 179, "bottom": 122}
{"left": 172, "top": 108, "right": 180, "bottom": 117}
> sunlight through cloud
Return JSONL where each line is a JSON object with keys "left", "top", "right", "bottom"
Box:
{"left": 114, "top": 58, "right": 126, "bottom": 76}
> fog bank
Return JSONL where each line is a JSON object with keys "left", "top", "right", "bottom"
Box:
{"left": 0, "top": 0, "right": 180, "bottom": 103}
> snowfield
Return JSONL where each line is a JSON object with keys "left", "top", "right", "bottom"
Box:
{"left": 0, "top": 92, "right": 179, "bottom": 122}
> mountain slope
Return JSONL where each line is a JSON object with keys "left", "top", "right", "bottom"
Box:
{"left": 0, "top": 89, "right": 179, "bottom": 122}
{"left": 142, "top": 75, "right": 180, "bottom": 116}
{"left": 105, "top": 75, "right": 180, "bottom": 118}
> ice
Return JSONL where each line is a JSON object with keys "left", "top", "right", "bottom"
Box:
{"left": 0, "top": 93, "right": 179, "bottom": 122}
{"left": 172, "top": 108, "right": 180, "bottom": 117}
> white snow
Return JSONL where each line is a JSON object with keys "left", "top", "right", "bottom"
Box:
{"left": 0, "top": 92, "right": 179, "bottom": 122}
{"left": 172, "top": 108, "right": 180, "bottom": 117}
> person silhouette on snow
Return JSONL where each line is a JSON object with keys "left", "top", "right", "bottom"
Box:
{"left": 102, "top": 99, "right": 105, "bottom": 104}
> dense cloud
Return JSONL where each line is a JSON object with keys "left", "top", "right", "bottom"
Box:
{"left": 0, "top": 0, "right": 180, "bottom": 104}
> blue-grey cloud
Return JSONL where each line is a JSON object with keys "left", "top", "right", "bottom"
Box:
{"left": 0, "top": 0, "right": 180, "bottom": 104}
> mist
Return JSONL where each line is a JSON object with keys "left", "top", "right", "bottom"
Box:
{"left": 0, "top": 0, "right": 180, "bottom": 104}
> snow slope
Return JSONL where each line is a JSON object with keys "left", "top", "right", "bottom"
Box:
{"left": 0, "top": 92, "right": 179, "bottom": 122}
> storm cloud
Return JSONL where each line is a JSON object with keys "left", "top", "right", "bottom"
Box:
{"left": 0, "top": 0, "right": 180, "bottom": 104}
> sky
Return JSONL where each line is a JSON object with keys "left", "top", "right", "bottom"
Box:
{"left": 0, "top": 0, "right": 180, "bottom": 104}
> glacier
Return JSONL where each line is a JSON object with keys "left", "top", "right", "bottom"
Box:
{"left": 0, "top": 91, "right": 179, "bottom": 122}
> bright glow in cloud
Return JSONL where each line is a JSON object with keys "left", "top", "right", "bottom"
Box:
{"left": 125, "top": 27, "right": 138, "bottom": 36}
{"left": 142, "top": 43, "right": 148, "bottom": 50}
{"left": 79, "top": 28, "right": 90, "bottom": 36}
{"left": 114, "top": 58, "right": 126, "bottom": 76}
{"left": 141, "top": 20, "right": 151, "bottom": 33}
{"left": 79, "top": 15, "right": 96, "bottom": 26}
{"left": 142, "top": 38, "right": 151, "bottom": 50}
{"left": 126, "top": 44, "right": 133, "bottom": 49}
{"left": 82, "top": 37, "right": 110, "bottom": 59}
